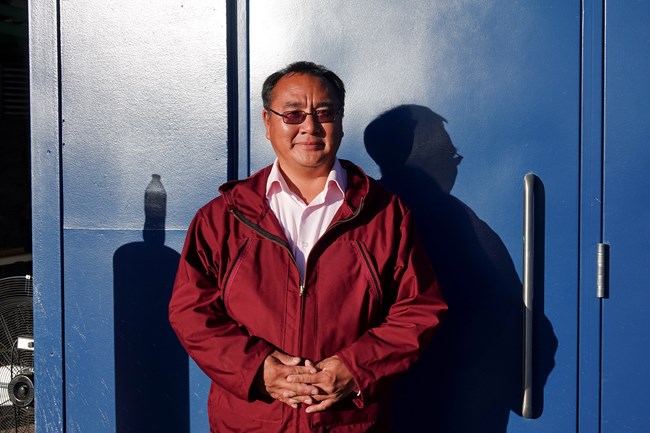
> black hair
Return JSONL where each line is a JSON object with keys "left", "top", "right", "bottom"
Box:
{"left": 261, "top": 61, "right": 346, "bottom": 112}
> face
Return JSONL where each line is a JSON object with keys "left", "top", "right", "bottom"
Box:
{"left": 263, "top": 73, "right": 344, "bottom": 178}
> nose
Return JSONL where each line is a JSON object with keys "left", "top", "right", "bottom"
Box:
{"left": 299, "top": 112, "right": 323, "bottom": 135}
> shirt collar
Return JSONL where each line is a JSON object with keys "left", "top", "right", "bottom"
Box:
{"left": 266, "top": 158, "right": 347, "bottom": 200}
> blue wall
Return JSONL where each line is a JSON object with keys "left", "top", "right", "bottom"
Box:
{"left": 29, "top": 1, "right": 649, "bottom": 432}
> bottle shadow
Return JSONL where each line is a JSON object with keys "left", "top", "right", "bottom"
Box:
{"left": 364, "top": 105, "right": 557, "bottom": 432}
{"left": 113, "top": 174, "right": 189, "bottom": 433}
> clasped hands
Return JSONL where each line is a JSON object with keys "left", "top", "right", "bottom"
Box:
{"left": 255, "top": 350, "right": 358, "bottom": 413}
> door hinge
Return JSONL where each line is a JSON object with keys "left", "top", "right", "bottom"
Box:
{"left": 597, "top": 243, "right": 610, "bottom": 298}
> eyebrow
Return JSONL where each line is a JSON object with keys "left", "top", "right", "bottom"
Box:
{"left": 281, "top": 101, "right": 337, "bottom": 110}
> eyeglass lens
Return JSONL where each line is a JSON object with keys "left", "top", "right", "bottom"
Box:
{"left": 276, "top": 109, "right": 338, "bottom": 124}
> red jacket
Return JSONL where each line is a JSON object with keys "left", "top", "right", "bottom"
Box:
{"left": 169, "top": 160, "right": 447, "bottom": 432}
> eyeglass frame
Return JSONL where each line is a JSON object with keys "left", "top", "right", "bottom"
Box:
{"left": 267, "top": 107, "right": 343, "bottom": 125}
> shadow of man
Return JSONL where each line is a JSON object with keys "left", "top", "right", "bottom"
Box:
{"left": 364, "top": 105, "right": 557, "bottom": 433}
{"left": 113, "top": 174, "right": 189, "bottom": 433}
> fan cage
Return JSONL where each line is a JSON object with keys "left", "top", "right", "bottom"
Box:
{"left": 0, "top": 275, "right": 34, "bottom": 433}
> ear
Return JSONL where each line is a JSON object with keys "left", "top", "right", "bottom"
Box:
{"left": 262, "top": 109, "right": 271, "bottom": 140}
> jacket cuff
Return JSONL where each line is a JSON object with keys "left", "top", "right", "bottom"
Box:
{"left": 351, "top": 386, "right": 363, "bottom": 409}
{"left": 335, "top": 351, "right": 366, "bottom": 409}
{"left": 242, "top": 341, "right": 276, "bottom": 402}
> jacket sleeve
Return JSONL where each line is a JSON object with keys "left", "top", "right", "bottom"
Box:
{"left": 335, "top": 208, "right": 447, "bottom": 406}
{"left": 168, "top": 208, "right": 275, "bottom": 401}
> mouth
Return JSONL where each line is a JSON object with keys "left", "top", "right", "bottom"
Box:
{"left": 293, "top": 141, "right": 325, "bottom": 148}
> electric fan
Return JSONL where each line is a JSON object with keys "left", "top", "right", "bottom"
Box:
{"left": 0, "top": 275, "right": 34, "bottom": 433}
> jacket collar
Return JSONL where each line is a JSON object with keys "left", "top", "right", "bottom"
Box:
{"left": 219, "top": 159, "right": 371, "bottom": 226}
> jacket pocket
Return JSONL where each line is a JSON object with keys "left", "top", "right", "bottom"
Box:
{"left": 211, "top": 384, "right": 284, "bottom": 424}
{"left": 222, "top": 238, "right": 250, "bottom": 313}
{"left": 219, "top": 238, "right": 291, "bottom": 348}
{"left": 309, "top": 399, "right": 383, "bottom": 430}
{"left": 355, "top": 240, "right": 383, "bottom": 306}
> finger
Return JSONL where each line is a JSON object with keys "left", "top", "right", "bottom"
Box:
{"left": 286, "top": 373, "right": 318, "bottom": 384}
{"left": 273, "top": 393, "right": 312, "bottom": 408}
{"left": 305, "top": 398, "right": 335, "bottom": 413}
{"left": 277, "top": 365, "right": 317, "bottom": 379}
{"left": 268, "top": 381, "right": 319, "bottom": 398}
{"left": 281, "top": 388, "right": 316, "bottom": 399}
{"left": 281, "top": 389, "right": 297, "bottom": 398}
{"left": 273, "top": 351, "right": 301, "bottom": 366}
{"left": 310, "top": 393, "right": 334, "bottom": 402}
{"left": 288, "top": 395, "right": 314, "bottom": 406}
{"left": 265, "top": 367, "right": 316, "bottom": 390}
{"left": 289, "top": 365, "right": 318, "bottom": 375}
{"left": 284, "top": 383, "right": 320, "bottom": 396}
{"left": 270, "top": 391, "right": 288, "bottom": 400}
{"left": 278, "top": 398, "right": 298, "bottom": 409}
{"left": 279, "top": 380, "right": 320, "bottom": 397}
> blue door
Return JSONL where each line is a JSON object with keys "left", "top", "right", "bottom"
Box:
{"left": 601, "top": 1, "right": 650, "bottom": 431}
{"left": 32, "top": 1, "right": 228, "bottom": 432}
{"left": 247, "top": 1, "right": 580, "bottom": 432}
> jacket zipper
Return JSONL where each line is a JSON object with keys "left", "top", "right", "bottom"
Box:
{"left": 230, "top": 208, "right": 309, "bottom": 355}
{"left": 230, "top": 198, "right": 365, "bottom": 356}
{"left": 322, "top": 196, "right": 365, "bottom": 235}
{"left": 296, "top": 197, "right": 365, "bottom": 355}
{"left": 229, "top": 209, "right": 306, "bottom": 350}
{"left": 297, "top": 281, "right": 306, "bottom": 355}
{"left": 229, "top": 208, "right": 302, "bottom": 283}
{"left": 302, "top": 196, "right": 366, "bottom": 271}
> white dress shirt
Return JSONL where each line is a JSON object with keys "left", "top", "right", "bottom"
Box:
{"left": 265, "top": 159, "right": 347, "bottom": 279}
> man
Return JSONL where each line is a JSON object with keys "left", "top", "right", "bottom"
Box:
{"left": 169, "top": 61, "right": 447, "bottom": 432}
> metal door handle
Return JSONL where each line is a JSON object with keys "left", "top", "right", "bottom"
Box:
{"left": 522, "top": 173, "right": 536, "bottom": 419}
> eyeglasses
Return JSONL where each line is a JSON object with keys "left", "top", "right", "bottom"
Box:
{"left": 268, "top": 107, "right": 341, "bottom": 125}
